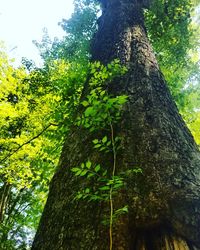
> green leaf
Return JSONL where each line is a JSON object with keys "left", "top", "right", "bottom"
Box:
{"left": 71, "top": 167, "right": 80, "bottom": 173}
{"left": 102, "top": 136, "right": 107, "bottom": 143}
{"left": 80, "top": 170, "right": 88, "bottom": 176}
{"left": 82, "top": 100, "right": 89, "bottom": 107}
{"left": 85, "top": 107, "right": 94, "bottom": 116}
{"left": 99, "top": 146, "right": 106, "bottom": 151}
{"left": 95, "top": 164, "right": 101, "bottom": 172}
{"left": 85, "top": 188, "right": 90, "bottom": 193}
{"left": 88, "top": 173, "right": 95, "bottom": 178}
{"left": 113, "top": 183, "right": 123, "bottom": 189}
{"left": 114, "top": 206, "right": 128, "bottom": 215}
{"left": 75, "top": 170, "right": 82, "bottom": 176}
{"left": 89, "top": 195, "right": 101, "bottom": 201}
{"left": 99, "top": 186, "right": 110, "bottom": 191}
{"left": 117, "top": 95, "right": 128, "bottom": 104}
{"left": 106, "top": 141, "right": 111, "bottom": 146}
{"left": 100, "top": 90, "right": 106, "bottom": 96}
{"left": 86, "top": 161, "right": 92, "bottom": 169}
{"left": 95, "top": 61, "right": 101, "bottom": 68}
{"left": 132, "top": 168, "right": 142, "bottom": 174}
{"left": 94, "top": 144, "right": 101, "bottom": 149}
{"left": 77, "top": 120, "right": 81, "bottom": 126}
{"left": 92, "top": 139, "right": 99, "bottom": 144}
{"left": 76, "top": 193, "right": 83, "bottom": 200}
{"left": 102, "top": 170, "right": 107, "bottom": 176}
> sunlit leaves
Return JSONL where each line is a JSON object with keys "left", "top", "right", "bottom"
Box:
{"left": 35, "top": 0, "right": 99, "bottom": 63}
{"left": 146, "top": 0, "right": 193, "bottom": 65}
{"left": 77, "top": 61, "right": 128, "bottom": 131}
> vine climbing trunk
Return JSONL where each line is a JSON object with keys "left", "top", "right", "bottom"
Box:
{"left": 32, "top": 0, "right": 200, "bottom": 249}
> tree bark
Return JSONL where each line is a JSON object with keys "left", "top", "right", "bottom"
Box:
{"left": 0, "top": 182, "right": 11, "bottom": 223}
{"left": 32, "top": 0, "right": 200, "bottom": 249}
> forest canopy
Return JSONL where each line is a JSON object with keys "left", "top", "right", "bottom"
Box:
{"left": 0, "top": 0, "right": 200, "bottom": 249}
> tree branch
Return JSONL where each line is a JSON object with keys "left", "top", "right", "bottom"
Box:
{"left": 0, "top": 123, "right": 58, "bottom": 164}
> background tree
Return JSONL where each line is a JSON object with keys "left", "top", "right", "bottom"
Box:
{"left": 0, "top": 44, "right": 61, "bottom": 249}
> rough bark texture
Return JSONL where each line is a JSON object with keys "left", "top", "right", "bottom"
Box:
{"left": 32, "top": 0, "right": 200, "bottom": 249}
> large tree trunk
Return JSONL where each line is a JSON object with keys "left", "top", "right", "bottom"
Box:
{"left": 32, "top": 0, "right": 200, "bottom": 249}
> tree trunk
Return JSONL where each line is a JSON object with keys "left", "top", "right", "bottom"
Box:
{"left": 32, "top": 0, "right": 200, "bottom": 249}
{"left": 0, "top": 182, "right": 11, "bottom": 223}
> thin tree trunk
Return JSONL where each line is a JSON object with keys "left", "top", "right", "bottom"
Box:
{"left": 32, "top": 0, "right": 200, "bottom": 249}
{"left": 0, "top": 182, "right": 11, "bottom": 223}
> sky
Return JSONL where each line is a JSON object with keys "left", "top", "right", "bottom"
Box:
{"left": 0, "top": 0, "right": 74, "bottom": 65}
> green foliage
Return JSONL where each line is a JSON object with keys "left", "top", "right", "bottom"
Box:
{"left": 34, "top": 0, "right": 99, "bottom": 63}
{"left": 0, "top": 46, "right": 88, "bottom": 249}
{"left": 0, "top": 45, "right": 61, "bottom": 249}
{"left": 0, "top": 45, "right": 129, "bottom": 249}
{"left": 146, "top": 0, "right": 193, "bottom": 64}
{"left": 77, "top": 60, "right": 127, "bottom": 131}
{"left": 72, "top": 160, "right": 125, "bottom": 202}
{"left": 71, "top": 61, "right": 139, "bottom": 249}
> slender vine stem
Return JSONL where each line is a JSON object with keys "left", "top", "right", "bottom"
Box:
{"left": 109, "top": 122, "right": 117, "bottom": 250}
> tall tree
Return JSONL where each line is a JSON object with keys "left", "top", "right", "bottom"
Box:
{"left": 32, "top": 0, "right": 200, "bottom": 249}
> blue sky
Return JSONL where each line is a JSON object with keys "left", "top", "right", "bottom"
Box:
{"left": 0, "top": 0, "right": 74, "bottom": 65}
